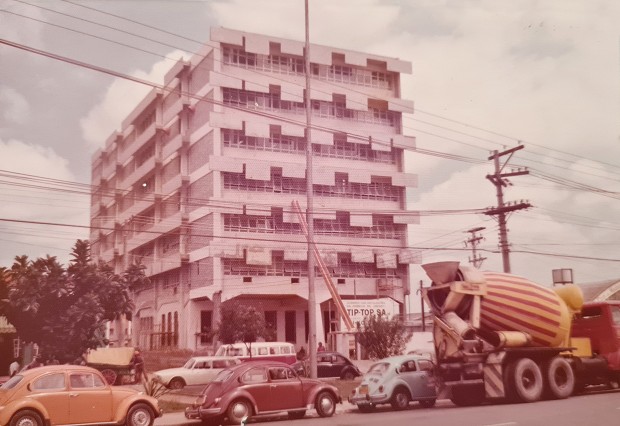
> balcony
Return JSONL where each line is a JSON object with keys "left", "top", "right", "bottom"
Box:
{"left": 121, "top": 156, "right": 157, "bottom": 188}
{"left": 161, "top": 174, "right": 183, "bottom": 196}
{"left": 162, "top": 133, "right": 183, "bottom": 160}
{"left": 118, "top": 123, "right": 157, "bottom": 164}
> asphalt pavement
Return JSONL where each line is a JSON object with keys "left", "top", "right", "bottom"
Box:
{"left": 154, "top": 395, "right": 358, "bottom": 426}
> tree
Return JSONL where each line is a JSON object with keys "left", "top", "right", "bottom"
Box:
{"left": 217, "top": 306, "right": 267, "bottom": 357}
{"left": 0, "top": 240, "right": 138, "bottom": 362}
{"left": 357, "top": 313, "right": 412, "bottom": 360}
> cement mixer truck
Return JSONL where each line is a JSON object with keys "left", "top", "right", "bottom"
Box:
{"left": 422, "top": 261, "right": 620, "bottom": 405}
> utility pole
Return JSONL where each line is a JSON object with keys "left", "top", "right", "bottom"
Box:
{"left": 464, "top": 227, "right": 486, "bottom": 269}
{"left": 303, "top": 0, "right": 318, "bottom": 379}
{"left": 485, "top": 145, "right": 531, "bottom": 273}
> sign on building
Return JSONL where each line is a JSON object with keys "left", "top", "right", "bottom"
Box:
{"left": 341, "top": 298, "right": 399, "bottom": 330}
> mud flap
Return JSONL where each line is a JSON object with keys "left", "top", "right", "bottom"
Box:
{"left": 484, "top": 352, "right": 506, "bottom": 399}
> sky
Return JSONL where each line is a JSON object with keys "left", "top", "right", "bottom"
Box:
{"left": 1, "top": 0, "right": 619, "bottom": 308}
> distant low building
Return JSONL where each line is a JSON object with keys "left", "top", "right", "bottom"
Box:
{"left": 577, "top": 279, "right": 620, "bottom": 302}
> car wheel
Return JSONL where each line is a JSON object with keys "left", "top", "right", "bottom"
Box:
{"left": 10, "top": 409, "right": 43, "bottom": 426}
{"left": 342, "top": 370, "right": 356, "bottom": 380}
{"left": 227, "top": 399, "right": 252, "bottom": 424}
{"left": 357, "top": 404, "right": 376, "bottom": 413}
{"left": 315, "top": 391, "right": 336, "bottom": 417}
{"left": 419, "top": 398, "right": 436, "bottom": 408}
{"left": 390, "top": 387, "right": 410, "bottom": 410}
{"left": 125, "top": 403, "right": 154, "bottom": 426}
{"left": 168, "top": 377, "right": 185, "bottom": 390}
{"left": 287, "top": 410, "right": 306, "bottom": 420}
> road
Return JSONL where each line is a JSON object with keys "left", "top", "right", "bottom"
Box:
{"left": 161, "top": 389, "right": 619, "bottom": 426}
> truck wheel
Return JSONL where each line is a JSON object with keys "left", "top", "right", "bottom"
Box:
{"left": 450, "top": 384, "right": 485, "bottom": 406}
{"left": 506, "top": 358, "right": 543, "bottom": 403}
{"left": 542, "top": 356, "right": 574, "bottom": 399}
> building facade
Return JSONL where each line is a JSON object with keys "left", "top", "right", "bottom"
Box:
{"left": 90, "top": 28, "right": 418, "bottom": 353}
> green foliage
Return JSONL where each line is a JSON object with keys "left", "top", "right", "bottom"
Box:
{"left": 217, "top": 306, "right": 267, "bottom": 356}
{"left": 0, "top": 240, "right": 140, "bottom": 362}
{"left": 142, "top": 376, "right": 170, "bottom": 399}
{"left": 357, "top": 313, "right": 412, "bottom": 360}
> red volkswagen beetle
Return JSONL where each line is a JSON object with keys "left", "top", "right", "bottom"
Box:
{"left": 185, "top": 360, "right": 341, "bottom": 425}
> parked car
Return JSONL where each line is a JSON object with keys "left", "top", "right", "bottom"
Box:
{"left": 214, "top": 342, "right": 297, "bottom": 364}
{"left": 0, "top": 365, "right": 161, "bottom": 426}
{"left": 153, "top": 356, "right": 240, "bottom": 389}
{"left": 293, "top": 351, "right": 362, "bottom": 380}
{"left": 185, "top": 360, "right": 341, "bottom": 425}
{"left": 349, "top": 354, "right": 437, "bottom": 412}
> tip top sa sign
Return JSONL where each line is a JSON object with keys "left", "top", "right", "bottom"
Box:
{"left": 341, "top": 298, "right": 398, "bottom": 329}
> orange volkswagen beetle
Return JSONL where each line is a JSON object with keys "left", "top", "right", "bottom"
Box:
{"left": 0, "top": 365, "right": 161, "bottom": 426}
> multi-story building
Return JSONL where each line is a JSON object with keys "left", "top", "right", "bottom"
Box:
{"left": 90, "top": 28, "right": 418, "bottom": 353}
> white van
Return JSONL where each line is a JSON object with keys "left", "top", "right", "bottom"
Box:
{"left": 215, "top": 342, "right": 297, "bottom": 364}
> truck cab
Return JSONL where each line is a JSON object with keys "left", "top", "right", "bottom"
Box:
{"left": 571, "top": 301, "right": 620, "bottom": 373}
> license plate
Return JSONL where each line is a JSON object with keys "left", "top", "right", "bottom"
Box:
{"left": 359, "top": 385, "right": 369, "bottom": 395}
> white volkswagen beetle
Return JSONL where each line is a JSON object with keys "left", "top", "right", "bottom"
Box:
{"left": 153, "top": 356, "right": 240, "bottom": 389}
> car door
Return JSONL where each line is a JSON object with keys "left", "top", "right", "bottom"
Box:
{"left": 266, "top": 366, "right": 304, "bottom": 411}
{"left": 240, "top": 367, "right": 272, "bottom": 411}
{"left": 30, "top": 372, "right": 70, "bottom": 425}
{"left": 400, "top": 359, "right": 435, "bottom": 399}
{"left": 416, "top": 359, "right": 437, "bottom": 398}
{"left": 316, "top": 354, "right": 332, "bottom": 378}
{"left": 189, "top": 360, "right": 212, "bottom": 385}
{"left": 68, "top": 372, "right": 113, "bottom": 424}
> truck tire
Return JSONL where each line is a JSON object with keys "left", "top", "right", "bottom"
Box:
{"left": 505, "top": 358, "right": 543, "bottom": 403}
{"left": 542, "top": 356, "right": 574, "bottom": 399}
{"left": 450, "top": 384, "right": 485, "bottom": 406}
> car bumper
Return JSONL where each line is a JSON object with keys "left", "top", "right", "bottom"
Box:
{"left": 185, "top": 406, "right": 223, "bottom": 420}
{"left": 349, "top": 392, "right": 390, "bottom": 405}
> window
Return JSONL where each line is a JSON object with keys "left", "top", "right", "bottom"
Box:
{"left": 212, "top": 360, "right": 228, "bottom": 368}
{"left": 400, "top": 361, "right": 417, "bottom": 372}
{"left": 612, "top": 306, "right": 620, "bottom": 325}
{"left": 70, "top": 373, "right": 105, "bottom": 389}
{"left": 242, "top": 368, "right": 268, "bottom": 383}
{"left": 33, "top": 373, "right": 66, "bottom": 390}
{"left": 418, "top": 360, "right": 434, "bottom": 373}
{"left": 269, "top": 367, "right": 292, "bottom": 381}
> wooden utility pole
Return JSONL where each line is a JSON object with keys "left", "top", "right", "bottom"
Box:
{"left": 303, "top": 0, "right": 318, "bottom": 379}
{"left": 485, "top": 145, "right": 531, "bottom": 273}
{"left": 465, "top": 227, "right": 486, "bottom": 268}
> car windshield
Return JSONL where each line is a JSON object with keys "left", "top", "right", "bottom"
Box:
{"left": 0, "top": 375, "right": 23, "bottom": 390}
{"left": 183, "top": 359, "right": 196, "bottom": 369}
{"left": 367, "top": 362, "right": 390, "bottom": 375}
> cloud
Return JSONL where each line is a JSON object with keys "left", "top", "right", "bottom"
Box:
{"left": 0, "top": 138, "right": 88, "bottom": 267}
{"left": 80, "top": 50, "right": 191, "bottom": 149}
{"left": 0, "top": 86, "right": 30, "bottom": 125}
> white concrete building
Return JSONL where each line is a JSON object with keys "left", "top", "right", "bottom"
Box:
{"left": 90, "top": 28, "right": 418, "bottom": 353}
